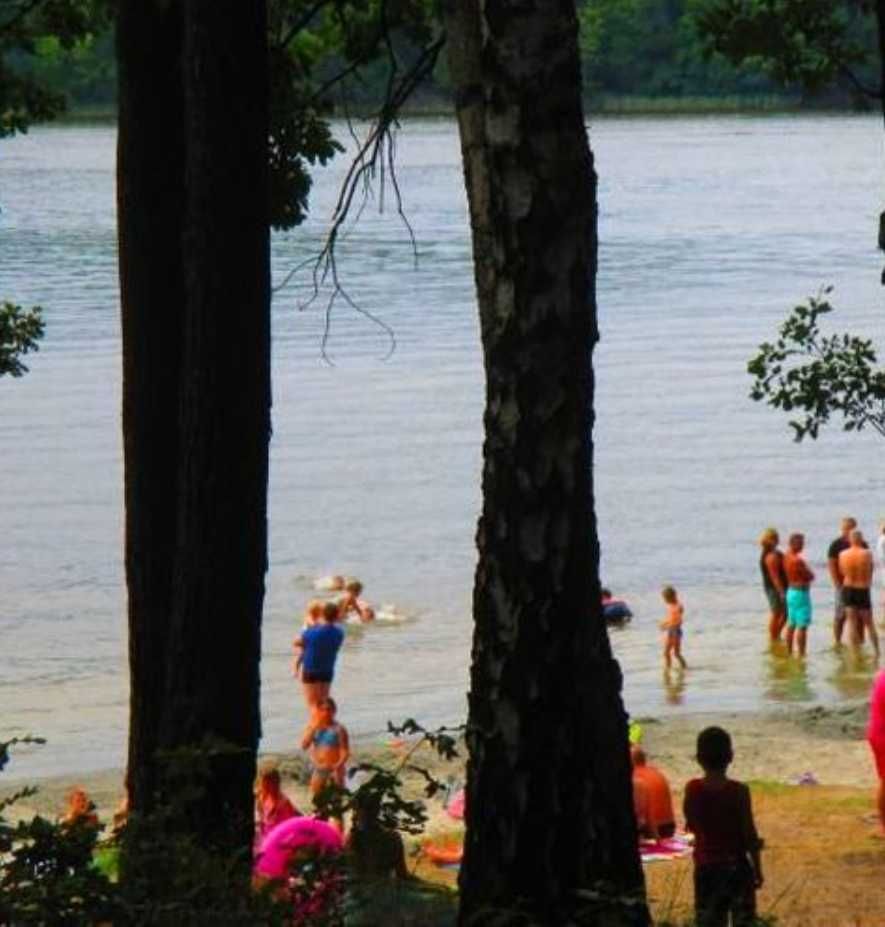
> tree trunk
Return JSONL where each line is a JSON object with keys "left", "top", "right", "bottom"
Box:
{"left": 117, "top": 0, "right": 270, "bottom": 851}
{"left": 117, "top": 0, "right": 186, "bottom": 815}
{"left": 160, "top": 0, "right": 270, "bottom": 845}
{"left": 443, "top": 2, "right": 649, "bottom": 923}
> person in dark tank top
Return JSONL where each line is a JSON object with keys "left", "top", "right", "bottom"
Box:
{"left": 758, "top": 527, "right": 787, "bottom": 642}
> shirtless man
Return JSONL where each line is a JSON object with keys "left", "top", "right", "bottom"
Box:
{"left": 784, "top": 533, "right": 814, "bottom": 658}
{"left": 828, "top": 517, "right": 857, "bottom": 646}
{"left": 839, "top": 529, "right": 879, "bottom": 657}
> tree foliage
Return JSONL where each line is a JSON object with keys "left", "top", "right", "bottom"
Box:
{"left": 748, "top": 289, "right": 885, "bottom": 440}
{"left": 0, "top": 301, "right": 44, "bottom": 377}
{"left": 692, "top": 0, "right": 880, "bottom": 99}
{"left": 0, "top": 0, "right": 111, "bottom": 136}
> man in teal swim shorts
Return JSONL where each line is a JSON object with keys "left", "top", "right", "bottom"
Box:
{"left": 784, "top": 532, "right": 814, "bottom": 658}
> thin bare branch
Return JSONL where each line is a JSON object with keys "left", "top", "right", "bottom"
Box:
{"left": 279, "top": 29, "right": 446, "bottom": 361}
{"left": 836, "top": 61, "right": 883, "bottom": 99}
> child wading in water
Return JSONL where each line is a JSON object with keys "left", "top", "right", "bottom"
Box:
{"left": 302, "top": 697, "right": 350, "bottom": 807}
{"left": 684, "top": 727, "right": 764, "bottom": 927}
{"left": 660, "top": 585, "right": 687, "bottom": 669}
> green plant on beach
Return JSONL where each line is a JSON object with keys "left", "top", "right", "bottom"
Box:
{"left": 1, "top": 728, "right": 465, "bottom": 925}
{"left": 748, "top": 290, "right": 885, "bottom": 441}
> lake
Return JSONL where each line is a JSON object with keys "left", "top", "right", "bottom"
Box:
{"left": 2, "top": 114, "right": 884, "bottom": 778}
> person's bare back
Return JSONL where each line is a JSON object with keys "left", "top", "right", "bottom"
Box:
{"left": 840, "top": 543, "right": 873, "bottom": 589}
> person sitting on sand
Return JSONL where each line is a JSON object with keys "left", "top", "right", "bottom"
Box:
{"left": 868, "top": 669, "right": 885, "bottom": 838}
{"left": 759, "top": 527, "right": 787, "bottom": 641}
{"left": 255, "top": 763, "right": 299, "bottom": 844}
{"left": 839, "top": 529, "right": 879, "bottom": 658}
{"left": 338, "top": 579, "right": 375, "bottom": 624}
{"left": 684, "top": 727, "right": 763, "bottom": 927}
{"left": 660, "top": 585, "right": 687, "bottom": 670}
{"left": 293, "top": 601, "right": 345, "bottom": 714}
{"left": 61, "top": 786, "right": 100, "bottom": 829}
{"left": 347, "top": 791, "right": 409, "bottom": 881}
{"left": 784, "top": 532, "right": 815, "bottom": 659}
{"left": 631, "top": 745, "right": 676, "bottom": 839}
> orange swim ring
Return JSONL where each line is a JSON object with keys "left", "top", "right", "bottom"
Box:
{"left": 423, "top": 840, "right": 463, "bottom": 866}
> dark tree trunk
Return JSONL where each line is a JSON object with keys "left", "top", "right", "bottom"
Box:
{"left": 117, "top": 0, "right": 186, "bottom": 815}
{"left": 160, "top": 0, "right": 270, "bottom": 844}
{"left": 117, "top": 0, "right": 270, "bottom": 851}
{"left": 443, "top": 2, "right": 649, "bottom": 923}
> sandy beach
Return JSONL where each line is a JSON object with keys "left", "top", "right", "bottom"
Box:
{"left": 4, "top": 701, "right": 874, "bottom": 817}
{"left": 5, "top": 701, "right": 884, "bottom": 927}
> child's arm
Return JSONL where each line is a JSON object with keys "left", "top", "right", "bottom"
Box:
{"left": 740, "top": 785, "right": 764, "bottom": 888}
{"left": 300, "top": 722, "right": 317, "bottom": 752}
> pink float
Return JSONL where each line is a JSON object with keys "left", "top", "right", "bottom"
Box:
{"left": 446, "top": 787, "right": 465, "bottom": 820}
{"left": 254, "top": 816, "right": 343, "bottom": 882}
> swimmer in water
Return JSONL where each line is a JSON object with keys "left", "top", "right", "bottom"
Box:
{"left": 660, "top": 585, "right": 687, "bottom": 670}
{"left": 339, "top": 579, "right": 375, "bottom": 624}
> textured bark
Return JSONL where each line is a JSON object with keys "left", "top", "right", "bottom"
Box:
{"left": 117, "top": 0, "right": 270, "bottom": 849}
{"left": 160, "top": 0, "right": 270, "bottom": 843}
{"left": 444, "top": 2, "right": 649, "bottom": 923}
{"left": 117, "top": 0, "right": 186, "bottom": 814}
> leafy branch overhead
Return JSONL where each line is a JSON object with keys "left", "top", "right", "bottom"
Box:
{"left": 0, "top": 302, "right": 44, "bottom": 377}
{"left": 747, "top": 290, "right": 885, "bottom": 440}
{"left": 693, "top": 0, "right": 879, "bottom": 98}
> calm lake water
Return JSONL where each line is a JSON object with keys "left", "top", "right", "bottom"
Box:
{"left": 2, "top": 115, "right": 884, "bottom": 778}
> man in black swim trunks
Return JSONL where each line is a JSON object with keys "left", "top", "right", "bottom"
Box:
{"left": 839, "top": 529, "right": 879, "bottom": 658}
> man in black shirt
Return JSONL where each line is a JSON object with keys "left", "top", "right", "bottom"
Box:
{"left": 828, "top": 516, "right": 857, "bottom": 646}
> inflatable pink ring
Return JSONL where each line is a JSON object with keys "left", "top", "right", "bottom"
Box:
{"left": 254, "top": 816, "right": 343, "bottom": 881}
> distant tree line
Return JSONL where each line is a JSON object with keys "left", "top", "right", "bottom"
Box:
{"left": 10, "top": 0, "right": 882, "bottom": 113}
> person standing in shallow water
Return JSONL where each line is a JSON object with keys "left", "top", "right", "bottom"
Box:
{"left": 293, "top": 600, "right": 345, "bottom": 715}
{"left": 839, "top": 529, "right": 879, "bottom": 658}
{"left": 759, "top": 528, "right": 787, "bottom": 641}
{"left": 827, "top": 516, "right": 857, "bottom": 647}
{"left": 783, "top": 532, "right": 814, "bottom": 658}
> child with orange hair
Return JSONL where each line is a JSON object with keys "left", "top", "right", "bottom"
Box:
{"left": 293, "top": 599, "right": 326, "bottom": 678}
{"left": 61, "top": 787, "right": 99, "bottom": 829}
{"left": 255, "top": 763, "right": 299, "bottom": 843}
